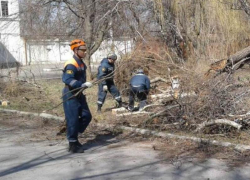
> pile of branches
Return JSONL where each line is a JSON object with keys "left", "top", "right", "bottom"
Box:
{"left": 138, "top": 72, "right": 250, "bottom": 135}
{"left": 115, "top": 43, "right": 250, "bottom": 136}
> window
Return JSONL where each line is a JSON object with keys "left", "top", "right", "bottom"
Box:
{"left": 1, "top": 1, "right": 8, "bottom": 17}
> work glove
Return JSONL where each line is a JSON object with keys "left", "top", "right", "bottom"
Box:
{"left": 81, "top": 82, "right": 93, "bottom": 88}
{"left": 103, "top": 85, "right": 108, "bottom": 91}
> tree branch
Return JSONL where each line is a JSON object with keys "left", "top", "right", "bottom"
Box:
{"left": 195, "top": 119, "right": 242, "bottom": 132}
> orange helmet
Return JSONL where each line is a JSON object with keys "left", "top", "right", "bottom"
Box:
{"left": 70, "top": 39, "right": 86, "bottom": 50}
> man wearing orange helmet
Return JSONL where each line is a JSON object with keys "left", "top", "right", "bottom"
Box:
{"left": 62, "top": 39, "right": 92, "bottom": 153}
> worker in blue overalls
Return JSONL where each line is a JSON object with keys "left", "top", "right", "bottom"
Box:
{"left": 62, "top": 39, "right": 92, "bottom": 153}
{"left": 97, "top": 54, "right": 122, "bottom": 112}
{"left": 128, "top": 69, "right": 150, "bottom": 111}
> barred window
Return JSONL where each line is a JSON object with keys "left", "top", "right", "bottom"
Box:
{"left": 1, "top": 1, "right": 8, "bottom": 17}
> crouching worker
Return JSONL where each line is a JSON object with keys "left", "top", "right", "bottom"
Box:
{"left": 128, "top": 69, "right": 150, "bottom": 112}
{"left": 62, "top": 39, "right": 92, "bottom": 153}
{"left": 96, "top": 53, "right": 122, "bottom": 113}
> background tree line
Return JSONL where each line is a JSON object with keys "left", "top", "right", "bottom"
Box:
{"left": 19, "top": 0, "right": 250, "bottom": 76}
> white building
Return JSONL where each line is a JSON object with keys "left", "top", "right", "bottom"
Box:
{"left": 0, "top": 0, "right": 25, "bottom": 67}
{"left": 0, "top": 0, "right": 132, "bottom": 69}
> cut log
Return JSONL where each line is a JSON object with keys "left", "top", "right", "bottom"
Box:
{"left": 151, "top": 93, "right": 174, "bottom": 104}
{"left": 151, "top": 92, "right": 196, "bottom": 103}
{"left": 112, "top": 107, "right": 127, "bottom": 115}
{"left": 116, "top": 111, "right": 150, "bottom": 117}
{"left": 155, "top": 87, "right": 172, "bottom": 93}
{"left": 151, "top": 93, "right": 172, "bottom": 99}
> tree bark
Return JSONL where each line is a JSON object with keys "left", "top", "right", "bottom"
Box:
{"left": 227, "top": 46, "right": 250, "bottom": 65}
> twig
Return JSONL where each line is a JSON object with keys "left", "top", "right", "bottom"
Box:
{"left": 142, "top": 104, "right": 180, "bottom": 126}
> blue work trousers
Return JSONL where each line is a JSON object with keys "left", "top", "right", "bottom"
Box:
{"left": 62, "top": 87, "right": 92, "bottom": 142}
{"left": 128, "top": 87, "right": 148, "bottom": 110}
{"left": 97, "top": 81, "right": 121, "bottom": 106}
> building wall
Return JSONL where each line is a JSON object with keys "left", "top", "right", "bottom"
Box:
{"left": 26, "top": 39, "right": 133, "bottom": 67}
{"left": 0, "top": 0, "right": 25, "bottom": 66}
{"left": 26, "top": 40, "right": 72, "bottom": 65}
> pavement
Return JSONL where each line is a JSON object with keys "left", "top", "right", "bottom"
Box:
{"left": 1, "top": 125, "right": 250, "bottom": 180}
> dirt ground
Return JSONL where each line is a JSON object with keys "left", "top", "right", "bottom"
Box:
{"left": 1, "top": 110, "right": 250, "bottom": 170}
{"left": 2, "top": 115, "right": 250, "bottom": 180}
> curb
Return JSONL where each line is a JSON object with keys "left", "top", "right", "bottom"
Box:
{"left": 0, "top": 108, "right": 64, "bottom": 122}
{"left": 1, "top": 108, "right": 250, "bottom": 152}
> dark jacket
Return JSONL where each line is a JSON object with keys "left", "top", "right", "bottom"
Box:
{"left": 97, "top": 58, "right": 115, "bottom": 85}
{"left": 130, "top": 72, "right": 150, "bottom": 91}
{"left": 62, "top": 55, "right": 87, "bottom": 89}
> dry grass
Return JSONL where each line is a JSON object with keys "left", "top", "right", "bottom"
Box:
{"left": 0, "top": 80, "right": 64, "bottom": 115}
{"left": 0, "top": 78, "right": 122, "bottom": 124}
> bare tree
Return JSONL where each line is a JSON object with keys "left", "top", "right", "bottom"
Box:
{"left": 19, "top": 0, "right": 165, "bottom": 79}
{"left": 20, "top": 0, "right": 129, "bottom": 79}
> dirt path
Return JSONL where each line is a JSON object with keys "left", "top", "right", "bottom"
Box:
{"left": 1, "top": 113, "right": 250, "bottom": 180}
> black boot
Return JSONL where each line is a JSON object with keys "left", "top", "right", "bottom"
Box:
{"left": 117, "top": 101, "right": 122, "bottom": 108}
{"left": 97, "top": 104, "right": 102, "bottom": 113}
{"left": 76, "top": 140, "right": 83, "bottom": 147}
{"left": 68, "top": 142, "right": 84, "bottom": 153}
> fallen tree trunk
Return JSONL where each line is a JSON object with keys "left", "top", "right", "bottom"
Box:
{"left": 195, "top": 119, "right": 242, "bottom": 132}
{"left": 205, "top": 46, "right": 250, "bottom": 77}
{"left": 155, "top": 88, "right": 171, "bottom": 93}
{"left": 228, "top": 46, "right": 250, "bottom": 65}
{"left": 151, "top": 92, "right": 196, "bottom": 104}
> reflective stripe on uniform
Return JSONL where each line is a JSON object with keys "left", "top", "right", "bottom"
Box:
{"left": 68, "top": 140, "right": 77, "bottom": 142}
{"left": 97, "top": 101, "right": 103, "bottom": 104}
{"left": 132, "top": 85, "right": 142, "bottom": 87}
{"left": 64, "top": 58, "right": 84, "bottom": 71}
{"left": 115, "top": 96, "right": 121, "bottom": 100}
{"left": 69, "top": 80, "right": 77, "bottom": 86}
